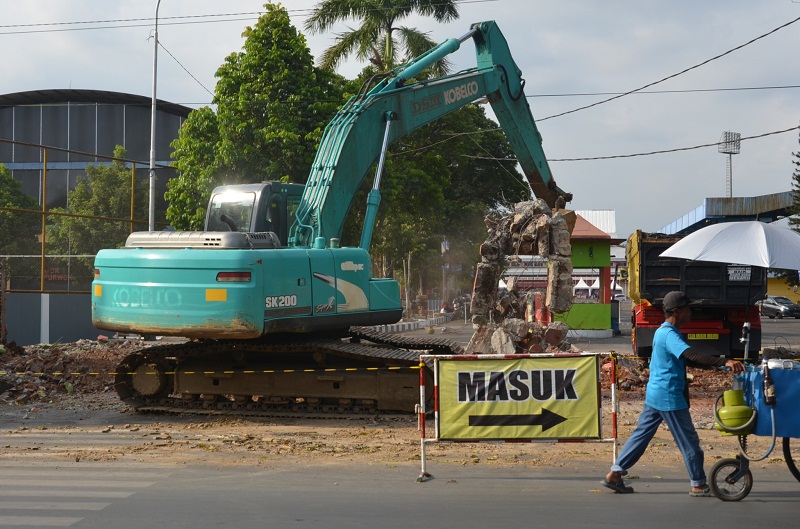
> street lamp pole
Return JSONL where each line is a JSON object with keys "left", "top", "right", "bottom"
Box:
{"left": 148, "top": 0, "right": 162, "bottom": 231}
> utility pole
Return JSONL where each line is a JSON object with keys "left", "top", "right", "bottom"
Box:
{"left": 148, "top": 0, "right": 162, "bottom": 231}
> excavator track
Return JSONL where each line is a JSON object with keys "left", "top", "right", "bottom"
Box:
{"left": 114, "top": 328, "right": 463, "bottom": 417}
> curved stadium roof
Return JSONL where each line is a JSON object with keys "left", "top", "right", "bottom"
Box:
{"left": 0, "top": 88, "right": 192, "bottom": 117}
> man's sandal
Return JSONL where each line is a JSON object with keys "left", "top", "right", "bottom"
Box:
{"left": 689, "top": 486, "right": 713, "bottom": 497}
{"left": 601, "top": 479, "right": 634, "bottom": 494}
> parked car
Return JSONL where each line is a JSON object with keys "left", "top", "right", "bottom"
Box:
{"left": 757, "top": 296, "right": 800, "bottom": 319}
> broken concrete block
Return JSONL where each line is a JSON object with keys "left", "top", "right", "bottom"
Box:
{"left": 524, "top": 341, "right": 545, "bottom": 354}
{"left": 465, "top": 324, "right": 494, "bottom": 354}
{"left": 472, "top": 262, "right": 499, "bottom": 316}
{"left": 546, "top": 256, "right": 573, "bottom": 313}
{"left": 490, "top": 327, "right": 517, "bottom": 355}
{"left": 501, "top": 318, "right": 529, "bottom": 341}
{"left": 535, "top": 215, "right": 550, "bottom": 258}
{"left": 513, "top": 199, "right": 550, "bottom": 219}
{"left": 550, "top": 213, "right": 572, "bottom": 257}
{"left": 495, "top": 293, "right": 516, "bottom": 317}
{"left": 543, "top": 321, "right": 569, "bottom": 346}
{"left": 479, "top": 241, "right": 501, "bottom": 262}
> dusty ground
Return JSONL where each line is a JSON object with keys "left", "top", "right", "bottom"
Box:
{"left": 0, "top": 330, "right": 790, "bottom": 475}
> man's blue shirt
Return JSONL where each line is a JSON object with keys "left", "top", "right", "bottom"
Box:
{"left": 645, "top": 321, "right": 691, "bottom": 411}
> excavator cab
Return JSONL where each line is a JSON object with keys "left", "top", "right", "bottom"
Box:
{"left": 205, "top": 181, "right": 304, "bottom": 246}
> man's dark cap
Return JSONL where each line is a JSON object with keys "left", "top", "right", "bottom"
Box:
{"left": 663, "top": 291, "right": 692, "bottom": 312}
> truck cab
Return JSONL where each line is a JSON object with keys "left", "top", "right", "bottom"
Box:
{"left": 627, "top": 230, "right": 765, "bottom": 359}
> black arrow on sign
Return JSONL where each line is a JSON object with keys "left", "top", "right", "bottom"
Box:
{"left": 468, "top": 408, "right": 568, "bottom": 431}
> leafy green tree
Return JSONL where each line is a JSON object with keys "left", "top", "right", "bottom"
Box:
{"left": 775, "top": 130, "right": 800, "bottom": 289}
{"left": 47, "top": 146, "right": 147, "bottom": 284}
{"left": 166, "top": 106, "right": 220, "bottom": 230}
{"left": 166, "top": 4, "right": 347, "bottom": 229}
{"left": 0, "top": 163, "right": 39, "bottom": 256}
{"left": 305, "top": 0, "right": 460, "bottom": 74}
{"left": 789, "top": 131, "right": 800, "bottom": 234}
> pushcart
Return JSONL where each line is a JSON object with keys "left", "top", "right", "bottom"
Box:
{"left": 710, "top": 359, "right": 800, "bottom": 501}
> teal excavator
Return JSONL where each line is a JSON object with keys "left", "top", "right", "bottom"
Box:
{"left": 91, "top": 21, "right": 571, "bottom": 414}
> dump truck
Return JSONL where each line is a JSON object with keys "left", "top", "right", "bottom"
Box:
{"left": 627, "top": 230, "right": 766, "bottom": 359}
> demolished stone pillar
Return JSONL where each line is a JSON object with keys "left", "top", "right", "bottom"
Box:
{"left": 546, "top": 256, "right": 573, "bottom": 313}
{"left": 466, "top": 198, "right": 575, "bottom": 354}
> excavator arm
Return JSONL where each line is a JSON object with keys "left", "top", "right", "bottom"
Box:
{"left": 290, "top": 20, "right": 570, "bottom": 250}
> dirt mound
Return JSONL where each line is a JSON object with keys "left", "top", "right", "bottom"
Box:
{"left": 1, "top": 338, "right": 732, "bottom": 407}
{"left": 0, "top": 337, "right": 144, "bottom": 404}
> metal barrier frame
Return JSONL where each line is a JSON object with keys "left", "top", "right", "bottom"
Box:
{"left": 416, "top": 352, "right": 620, "bottom": 482}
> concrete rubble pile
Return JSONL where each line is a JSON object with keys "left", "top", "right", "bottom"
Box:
{"left": 0, "top": 338, "right": 138, "bottom": 404}
{"left": 466, "top": 199, "right": 575, "bottom": 355}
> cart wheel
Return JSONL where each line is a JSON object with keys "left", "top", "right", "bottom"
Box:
{"left": 783, "top": 437, "right": 800, "bottom": 483}
{"left": 710, "top": 458, "right": 753, "bottom": 501}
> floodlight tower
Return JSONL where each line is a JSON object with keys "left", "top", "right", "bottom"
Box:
{"left": 718, "top": 131, "right": 741, "bottom": 197}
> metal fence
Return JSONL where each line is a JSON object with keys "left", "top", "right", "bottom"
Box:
{"left": 1, "top": 138, "right": 156, "bottom": 294}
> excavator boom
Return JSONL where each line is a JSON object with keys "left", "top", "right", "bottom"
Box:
{"left": 290, "top": 21, "right": 570, "bottom": 249}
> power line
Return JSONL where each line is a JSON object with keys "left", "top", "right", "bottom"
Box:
{"left": 460, "top": 125, "right": 800, "bottom": 162}
{"left": 0, "top": 1, "right": 497, "bottom": 35}
{"left": 0, "top": 13, "right": 263, "bottom": 35}
{"left": 168, "top": 83, "right": 800, "bottom": 109}
{"left": 158, "top": 41, "right": 214, "bottom": 97}
{"left": 549, "top": 126, "right": 799, "bottom": 161}
{"left": 529, "top": 84, "right": 800, "bottom": 98}
{"left": 0, "top": 12, "right": 264, "bottom": 30}
{"left": 540, "top": 14, "right": 800, "bottom": 121}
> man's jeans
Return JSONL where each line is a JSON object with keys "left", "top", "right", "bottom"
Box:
{"left": 611, "top": 403, "right": 706, "bottom": 487}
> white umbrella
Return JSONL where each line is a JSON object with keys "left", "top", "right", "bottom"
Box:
{"left": 660, "top": 221, "right": 800, "bottom": 360}
{"left": 660, "top": 221, "right": 800, "bottom": 270}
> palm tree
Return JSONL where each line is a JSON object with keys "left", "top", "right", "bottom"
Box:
{"left": 304, "top": 0, "right": 460, "bottom": 75}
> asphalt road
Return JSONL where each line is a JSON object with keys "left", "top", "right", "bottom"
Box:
{"left": 1, "top": 459, "right": 798, "bottom": 528}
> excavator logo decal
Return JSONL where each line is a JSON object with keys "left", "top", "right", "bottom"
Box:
{"left": 411, "top": 81, "right": 481, "bottom": 116}
{"left": 443, "top": 81, "right": 479, "bottom": 105}
{"left": 341, "top": 261, "right": 364, "bottom": 272}
{"left": 313, "top": 272, "right": 369, "bottom": 312}
{"left": 315, "top": 296, "right": 337, "bottom": 313}
{"left": 411, "top": 93, "right": 443, "bottom": 115}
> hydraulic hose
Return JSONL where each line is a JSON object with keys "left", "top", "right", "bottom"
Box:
{"left": 737, "top": 407, "right": 776, "bottom": 462}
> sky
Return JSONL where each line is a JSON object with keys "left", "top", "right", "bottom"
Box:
{"left": 2, "top": 0, "right": 799, "bottom": 239}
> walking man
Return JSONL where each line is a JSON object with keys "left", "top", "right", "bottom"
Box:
{"left": 601, "top": 291, "right": 745, "bottom": 496}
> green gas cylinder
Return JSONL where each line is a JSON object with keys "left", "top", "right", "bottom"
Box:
{"left": 714, "top": 389, "right": 755, "bottom": 436}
